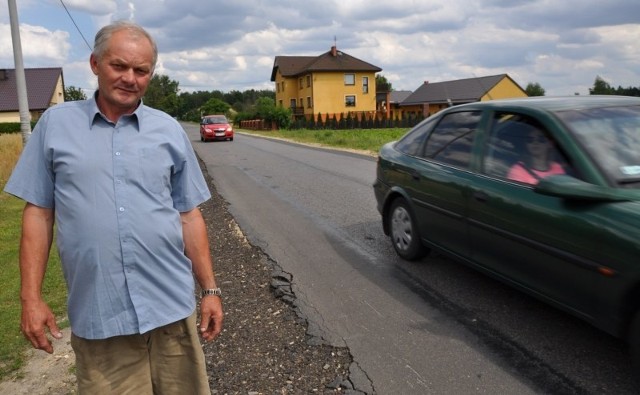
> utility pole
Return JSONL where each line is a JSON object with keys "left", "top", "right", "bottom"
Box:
{"left": 8, "top": 0, "right": 32, "bottom": 145}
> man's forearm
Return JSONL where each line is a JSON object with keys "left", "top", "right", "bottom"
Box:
{"left": 20, "top": 203, "right": 55, "bottom": 303}
{"left": 181, "top": 208, "right": 217, "bottom": 290}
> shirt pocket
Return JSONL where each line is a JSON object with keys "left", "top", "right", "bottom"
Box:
{"left": 138, "top": 148, "right": 171, "bottom": 194}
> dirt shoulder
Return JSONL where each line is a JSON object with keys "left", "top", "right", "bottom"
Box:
{"left": 0, "top": 330, "right": 76, "bottom": 395}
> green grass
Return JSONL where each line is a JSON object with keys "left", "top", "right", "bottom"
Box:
{"left": 0, "top": 134, "right": 68, "bottom": 380}
{"left": 239, "top": 127, "right": 409, "bottom": 155}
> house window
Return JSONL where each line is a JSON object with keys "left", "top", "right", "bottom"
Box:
{"left": 299, "top": 98, "right": 304, "bottom": 108}
{"left": 299, "top": 77, "right": 303, "bottom": 89}
{"left": 276, "top": 83, "right": 280, "bottom": 93}
{"left": 307, "top": 96, "right": 312, "bottom": 108}
{"left": 306, "top": 75, "right": 311, "bottom": 88}
{"left": 362, "top": 76, "right": 369, "bottom": 93}
{"left": 281, "top": 81, "right": 285, "bottom": 91}
{"left": 344, "top": 74, "right": 355, "bottom": 85}
{"left": 279, "top": 100, "right": 283, "bottom": 107}
{"left": 290, "top": 99, "right": 297, "bottom": 108}
{"left": 345, "top": 95, "right": 356, "bottom": 107}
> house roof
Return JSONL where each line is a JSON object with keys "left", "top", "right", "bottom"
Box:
{"left": 401, "top": 74, "right": 523, "bottom": 106}
{"left": 390, "top": 90, "right": 413, "bottom": 103}
{"left": 376, "top": 90, "right": 413, "bottom": 103}
{"left": 271, "top": 46, "right": 382, "bottom": 81}
{"left": 0, "top": 67, "right": 64, "bottom": 112}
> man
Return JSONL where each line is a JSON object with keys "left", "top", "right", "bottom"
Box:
{"left": 4, "top": 21, "right": 223, "bottom": 394}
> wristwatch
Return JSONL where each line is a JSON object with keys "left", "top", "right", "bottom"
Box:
{"left": 201, "top": 288, "right": 222, "bottom": 298}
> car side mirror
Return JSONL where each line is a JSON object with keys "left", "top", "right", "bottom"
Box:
{"left": 535, "top": 175, "right": 638, "bottom": 202}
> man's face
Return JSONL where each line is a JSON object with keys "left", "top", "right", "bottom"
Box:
{"left": 90, "top": 30, "right": 154, "bottom": 118}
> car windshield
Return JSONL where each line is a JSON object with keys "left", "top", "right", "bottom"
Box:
{"left": 555, "top": 105, "right": 640, "bottom": 187}
{"left": 205, "top": 117, "right": 227, "bottom": 124}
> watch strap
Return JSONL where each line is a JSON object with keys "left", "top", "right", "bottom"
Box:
{"left": 201, "top": 288, "right": 222, "bottom": 298}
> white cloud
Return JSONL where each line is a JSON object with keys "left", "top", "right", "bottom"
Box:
{"left": 0, "top": 23, "right": 69, "bottom": 66}
{"left": 0, "top": 0, "right": 638, "bottom": 96}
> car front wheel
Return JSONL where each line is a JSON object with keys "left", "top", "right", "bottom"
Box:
{"left": 388, "top": 197, "right": 428, "bottom": 261}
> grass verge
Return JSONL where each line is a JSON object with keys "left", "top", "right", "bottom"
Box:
{"left": 0, "top": 134, "right": 67, "bottom": 380}
{"left": 239, "top": 127, "right": 409, "bottom": 155}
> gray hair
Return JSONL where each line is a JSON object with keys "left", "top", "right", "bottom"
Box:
{"left": 92, "top": 20, "right": 158, "bottom": 69}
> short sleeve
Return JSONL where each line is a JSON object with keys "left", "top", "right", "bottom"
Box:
{"left": 3, "top": 114, "right": 55, "bottom": 208}
{"left": 170, "top": 127, "right": 211, "bottom": 212}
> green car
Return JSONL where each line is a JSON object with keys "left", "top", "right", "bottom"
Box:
{"left": 373, "top": 95, "right": 640, "bottom": 374}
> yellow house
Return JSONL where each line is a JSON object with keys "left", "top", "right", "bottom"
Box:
{"left": 400, "top": 74, "right": 528, "bottom": 117}
{"left": 0, "top": 67, "right": 65, "bottom": 123}
{"left": 271, "top": 46, "right": 382, "bottom": 119}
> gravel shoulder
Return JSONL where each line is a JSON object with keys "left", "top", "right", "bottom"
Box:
{"left": 0, "top": 156, "right": 357, "bottom": 395}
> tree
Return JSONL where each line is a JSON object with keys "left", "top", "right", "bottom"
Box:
{"left": 376, "top": 74, "right": 392, "bottom": 93}
{"left": 525, "top": 82, "right": 545, "bottom": 96}
{"left": 589, "top": 76, "right": 615, "bottom": 95}
{"left": 254, "top": 97, "right": 276, "bottom": 119}
{"left": 200, "top": 98, "right": 231, "bottom": 117}
{"left": 64, "top": 85, "right": 87, "bottom": 101}
{"left": 144, "top": 74, "right": 181, "bottom": 115}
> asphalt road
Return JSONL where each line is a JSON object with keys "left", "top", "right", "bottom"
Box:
{"left": 184, "top": 124, "right": 638, "bottom": 394}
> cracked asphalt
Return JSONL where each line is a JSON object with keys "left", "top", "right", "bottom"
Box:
{"left": 198, "top": 158, "right": 371, "bottom": 394}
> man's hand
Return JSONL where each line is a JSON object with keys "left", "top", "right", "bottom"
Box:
{"left": 21, "top": 299, "right": 63, "bottom": 354}
{"left": 199, "top": 295, "right": 223, "bottom": 342}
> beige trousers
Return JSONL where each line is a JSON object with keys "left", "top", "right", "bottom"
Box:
{"left": 70, "top": 312, "right": 211, "bottom": 395}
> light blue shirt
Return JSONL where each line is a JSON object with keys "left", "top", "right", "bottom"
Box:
{"left": 4, "top": 96, "right": 211, "bottom": 339}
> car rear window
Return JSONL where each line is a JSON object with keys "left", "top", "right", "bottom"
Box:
{"left": 421, "top": 111, "right": 481, "bottom": 168}
{"left": 394, "top": 117, "right": 438, "bottom": 156}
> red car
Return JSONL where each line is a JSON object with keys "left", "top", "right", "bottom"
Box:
{"left": 200, "top": 115, "right": 234, "bottom": 142}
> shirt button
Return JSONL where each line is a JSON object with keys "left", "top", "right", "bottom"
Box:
{"left": 115, "top": 152, "right": 121, "bottom": 156}
{"left": 119, "top": 207, "right": 125, "bottom": 212}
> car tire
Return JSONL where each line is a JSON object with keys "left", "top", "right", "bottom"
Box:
{"left": 200, "top": 135, "right": 204, "bottom": 142}
{"left": 629, "top": 309, "right": 640, "bottom": 384}
{"left": 388, "top": 197, "right": 428, "bottom": 261}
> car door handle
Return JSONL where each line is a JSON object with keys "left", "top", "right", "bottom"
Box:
{"left": 409, "top": 169, "right": 420, "bottom": 181}
{"left": 473, "top": 190, "right": 489, "bottom": 202}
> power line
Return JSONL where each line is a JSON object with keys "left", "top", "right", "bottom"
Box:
{"left": 59, "top": 0, "right": 93, "bottom": 52}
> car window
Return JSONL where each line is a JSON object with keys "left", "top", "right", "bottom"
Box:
{"left": 421, "top": 111, "right": 481, "bottom": 168}
{"left": 204, "top": 116, "right": 227, "bottom": 124}
{"left": 394, "top": 117, "right": 438, "bottom": 157}
{"left": 483, "top": 112, "right": 573, "bottom": 185}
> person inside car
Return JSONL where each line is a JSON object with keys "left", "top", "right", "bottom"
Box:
{"left": 507, "top": 127, "right": 565, "bottom": 184}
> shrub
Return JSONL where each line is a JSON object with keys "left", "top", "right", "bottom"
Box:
{"left": 0, "top": 122, "right": 31, "bottom": 135}
{"left": 271, "top": 107, "right": 292, "bottom": 129}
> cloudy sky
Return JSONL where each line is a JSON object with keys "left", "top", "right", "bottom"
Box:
{"left": 1, "top": 0, "right": 638, "bottom": 97}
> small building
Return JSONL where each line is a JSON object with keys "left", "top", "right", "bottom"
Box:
{"left": 0, "top": 67, "right": 65, "bottom": 123}
{"left": 400, "top": 74, "right": 527, "bottom": 117}
{"left": 376, "top": 90, "right": 413, "bottom": 120}
{"left": 271, "top": 46, "right": 382, "bottom": 119}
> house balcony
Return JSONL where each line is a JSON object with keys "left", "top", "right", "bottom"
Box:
{"left": 290, "top": 106, "right": 305, "bottom": 116}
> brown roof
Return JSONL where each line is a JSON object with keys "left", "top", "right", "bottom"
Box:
{"left": 0, "top": 67, "right": 64, "bottom": 112}
{"left": 271, "top": 47, "right": 381, "bottom": 81}
{"left": 401, "top": 74, "right": 524, "bottom": 106}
